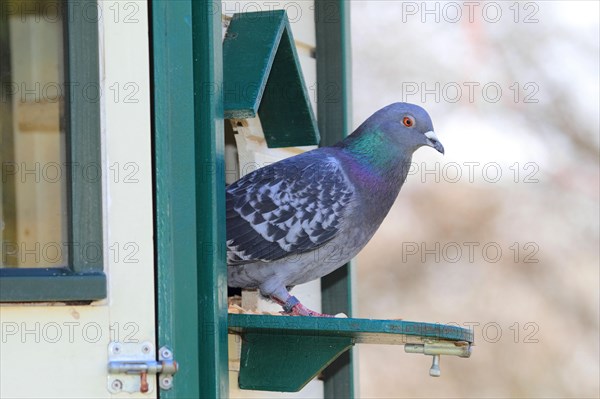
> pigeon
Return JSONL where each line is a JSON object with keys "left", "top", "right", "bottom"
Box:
{"left": 227, "top": 102, "right": 444, "bottom": 316}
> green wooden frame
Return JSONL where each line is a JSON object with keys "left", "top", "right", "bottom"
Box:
{"left": 192, "top": 0, "right": 229, "bottom": 396}
{"left": 0, "top": 0, "right": 105, "bottom": 302}
{"left": 151, "top": 2, "right": 200, "bottom": 397}
{"left": 152, "top": 0, "right": 228, "bottom": 397}
{"left": 315, "top": 1, "right": 356, "bottom": 397}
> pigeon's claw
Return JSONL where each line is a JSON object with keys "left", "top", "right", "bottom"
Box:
{"left": 274, "top": 295, "right": 335, "bottom": 317}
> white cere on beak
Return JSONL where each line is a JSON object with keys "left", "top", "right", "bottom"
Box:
{"left": 424, "top": 131, "right": 439, "bottom": 142}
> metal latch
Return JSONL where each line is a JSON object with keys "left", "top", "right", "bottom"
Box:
{"left": 107, "top": 342, "right": 178, "bottom": 394}
{"left": 405, "top": 341, "right": 472, "bottom": 377}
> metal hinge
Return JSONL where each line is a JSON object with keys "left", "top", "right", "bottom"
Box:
{"left": 107, "top": 342, "right": 178, "bottom": 394}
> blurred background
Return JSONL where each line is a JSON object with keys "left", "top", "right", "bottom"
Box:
{"left": 350, "top": 1, "right": 599, "bottom": 398}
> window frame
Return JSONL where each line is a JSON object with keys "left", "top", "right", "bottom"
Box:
{"left": 0, "top": 0, "right": 105, "bottom": 303}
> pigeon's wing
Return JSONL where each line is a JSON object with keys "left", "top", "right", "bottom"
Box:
{"left": 226, "top": 150, "right": 354, "bottom": 265}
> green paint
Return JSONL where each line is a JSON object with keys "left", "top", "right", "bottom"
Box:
{"left": 229, "top": 314, "right": 473, "bottom": 392}
{"left": 192, "top": 1, "right": 229, "bottom": 397}
{"left": 223, "top": 10, "right": 320, "bottom": 148}
{"left": 229, "top": 314, "right": 474, "bottom": 344}
{"left": 238, "top": 333, "right": 352, "bottom": 392}
{"left": 0, "top": 269, "right": 105, "bottom": 302}
{"left": 152, "top": 1, "right": 201, "bottom": 397}
{"left": 153, "top": 0, "right": 229, "bottom": 397}
{"left": 316, "top": 1, "right": 355, "bottom": 397}
{"left": 65, "top": 0, "right": 103, "bottom": 275}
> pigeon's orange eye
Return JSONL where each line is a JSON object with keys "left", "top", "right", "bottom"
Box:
{"left": 402, "top": 116, "right": 415, "bottom": 127}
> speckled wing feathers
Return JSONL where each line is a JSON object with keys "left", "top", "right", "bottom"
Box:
{"left": 226, "top": 152, "right": 354, "bottom": 265}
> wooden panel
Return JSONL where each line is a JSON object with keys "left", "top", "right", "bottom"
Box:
{"left": 223, "top": 11, "right": 285, "bottom": 118}
{"left": 0, "top": 305, "right": 110, "bottom": 398}
{"left": 223, "top": 10, "right": 319, "bottom": 147}
{"left": 229, "top": 314, "right": 474, "bottom": 344}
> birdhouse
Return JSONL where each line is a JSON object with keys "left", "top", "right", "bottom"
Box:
{"left": 221, "top": 7, "right": 474, "bottom": 396}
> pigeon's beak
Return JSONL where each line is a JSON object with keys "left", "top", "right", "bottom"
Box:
{"left": 424, "top": 131, "right": 445, "bottom": 154}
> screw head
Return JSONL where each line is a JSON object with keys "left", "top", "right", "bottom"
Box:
{"left": 160, "top": 348, "right": 172, "bottom": 359}
{"left": 142, "top": 344, "right": 151, "bottom": 354}
{"left": 160, "top": 376, "right": 173, "bottom": 390}
{"left": 111, "top": 379, "right": 123, "bottom": 391}
{"left": 112, "top": 344, "right": 121, "bottom": 354}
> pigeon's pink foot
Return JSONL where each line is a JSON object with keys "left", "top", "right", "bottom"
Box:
{"left": 273, "top": 295, "right": 335, "bottom": 317}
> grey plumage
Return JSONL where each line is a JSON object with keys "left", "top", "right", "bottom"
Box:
{"left": 227, "top": 102, "right": 444, "bottom": 315}
{"left": 227, "top": 152, "right": 352, "bottom": 265}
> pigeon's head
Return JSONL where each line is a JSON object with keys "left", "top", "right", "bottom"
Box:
{"left": 361, "top": 102, "right": 445, "bottom": 155}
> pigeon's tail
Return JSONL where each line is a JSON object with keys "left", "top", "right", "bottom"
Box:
{"left": 228, "top": 286, "right": 242, "bottom": 297}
